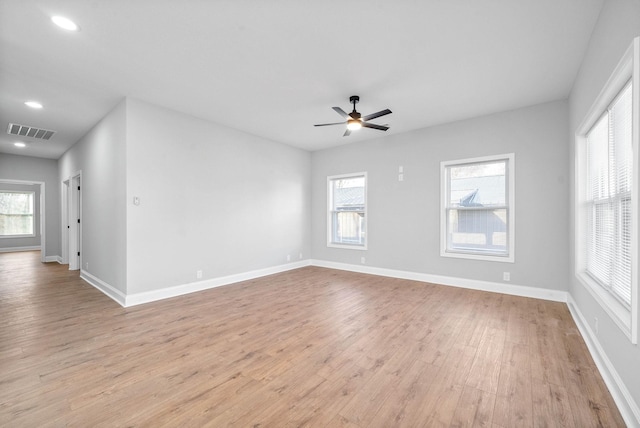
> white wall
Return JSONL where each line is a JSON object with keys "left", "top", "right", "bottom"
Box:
{"left": 568, "top": 0, "right": 640, "bottom": 421}
{"left": 58, "top": 100, "right": 127, "bottom": 293}
{"left": 125, "top": 98, "right": 311, "bottom": 294}
{"left": 0, "top": 153, "right": 59, "bottom": 258}
{"left": 312, "top": 100, "right": 570, "bottom": 292}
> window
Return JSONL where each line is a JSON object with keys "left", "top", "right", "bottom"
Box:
{"left": 328, "top": 173, "right": 367, "bottom": 249}
{"left": 586, "top": 83, "right": 632, "bottom": 306}
{"left": 576, "top": 37, "right": 638, "bottom": 343}
{"left": 0, "top": 191, "right": 35, "bottom": 237}
{"left": 441, "top": 154, "right": 514, "bottom": 262}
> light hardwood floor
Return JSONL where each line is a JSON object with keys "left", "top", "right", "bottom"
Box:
{"left": 0, "top": 251, "right": 625, "bottom": 427}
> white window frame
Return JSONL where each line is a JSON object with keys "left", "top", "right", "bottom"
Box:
{"left": 0, "top": 190, "right": 36, "bottom": 238}
{"left": 575, "top": 37, "right": 639, "bottom": 344}
{"left": 441, "top": 153, "right": 515, "bottom": 263}
{"left": 327, "top": 172, "right": 367, "bottom": 250}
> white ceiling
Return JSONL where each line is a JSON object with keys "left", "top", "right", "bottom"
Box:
{"left": 0, "top": 0, "right": 603, "bottom": 159}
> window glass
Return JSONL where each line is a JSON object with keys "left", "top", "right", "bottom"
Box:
{"left": 0, "top": 192, "right": 35, "bottom": 237}
{"left": 328, "top": 174, "right": 366, "bottom": 248}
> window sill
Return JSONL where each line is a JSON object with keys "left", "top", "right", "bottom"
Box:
{"left": 328, "top": 243, "right": 367, "bottom": 251}
{"left": 441, "top": 249, "right": 513, "bottom": 263}
{"left": 0, "top": 234, "right": 36, "bottom": 239}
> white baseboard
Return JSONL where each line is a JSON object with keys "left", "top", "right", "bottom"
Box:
{"left": 0, "top": 245, "right": 40, "bottom": 253}
{"left": 309, "top": 259, "right": 568, "bottom": 303}
{"left": 80, "top": 270, "right": 126, "bottom": 307}
{"left": 74, "top": 257, "right": 637, "bottom": 425}
{"left": 124, "top": 259, "right": 566, "bottom": 306}
{"left": 124, "top": 260, "right": 311, "bottom": 307}
{"left": 0, "top": 246, "right": 61, "bottom": 263}
{"left": 311, "top": 260, "right": 640, "bottom": 425}
{"left": 566, "top": 295, "right": 640, "bottom": 427}
{"left": 89, "top": 258, "right": 566, "bottom": 307}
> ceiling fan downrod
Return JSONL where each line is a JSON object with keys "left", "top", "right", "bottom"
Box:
{"left": 350, "top": 95, "right": 360, "bottom": 113}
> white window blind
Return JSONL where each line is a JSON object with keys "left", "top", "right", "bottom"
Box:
{"left": 585, "top": 82, "right": 633, "bottom": 307}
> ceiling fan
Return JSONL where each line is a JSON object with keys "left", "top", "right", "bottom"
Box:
{"left": 314, "top": 95, "right": 392, "bottom": 136}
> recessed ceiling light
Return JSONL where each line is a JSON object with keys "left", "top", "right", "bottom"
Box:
{"left": 14, "top": 142, "right": 26, "bottom": 148}
{"left": 25, "top": 101, "right": 43, "bottom": 109}
{"left": 51, "top": 15, "right": 79, "bottom": 31}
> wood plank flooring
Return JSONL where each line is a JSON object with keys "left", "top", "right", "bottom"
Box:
{"left": 0, "top": 251, "right": 625, "bottom": 427}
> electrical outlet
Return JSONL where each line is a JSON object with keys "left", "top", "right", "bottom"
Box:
{"left": 287, "top": 254, "right": 291, "bottom": 262}
{"left": 85, "top": 262, "right": 89, "bottom": 270}
{"left": 361, "top": 256, "right": 366, "bottom": 264}
{"left": 503, "top": 272, "right": 510, "bottom": 281}
{"left": 398, "top": 173, "right": 404, "bottom": 181}
{"left": 299, "top": 253, "right": 303, "bottom": 259}
{"left": 196, "top": 270, "right": 202, "bottom": 279}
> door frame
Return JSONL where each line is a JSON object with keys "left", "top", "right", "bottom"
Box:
{"left": 66, "top": 172, "right": 82, "bottom": 270}
{"left": 61, "top": 179, "right": 69, "bottom": 265}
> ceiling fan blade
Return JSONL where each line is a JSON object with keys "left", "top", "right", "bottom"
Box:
{"left": 362, "top": 109, "right": 392, "bottom": 122}
{"left": 332, "top": 107, "right": 350, "bottom": 119}
{"left": 362, "top": 122, "right": 389, "bottom": 131}
{"left": 343, "top": 129, "right": 351, "bottom": 137}
{"left": 314, "top": 122, "right": 346, "bottom": 127}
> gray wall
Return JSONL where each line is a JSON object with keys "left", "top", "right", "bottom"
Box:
{"left": 125, "top": 98, "right": 311, "bottom": 294}
{"left": 0, "top": 183, "right": 40, "bottom": 250}
{"left": 311, "top": 100, "right": 570, "bottom": 292}
{"left": 0, "top": 153, "right": 60, "bottom": 258}
{"left": 568, "top": 0, "right": 640, "bottom": 414}
{"left": 59, "top": 100, "right": 128, "bottom": 293}
{"left": 55, "top": 97, "right": 311, "bottom": 296}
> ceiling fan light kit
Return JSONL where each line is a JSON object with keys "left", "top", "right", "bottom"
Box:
{"left": 347, "top": 119, "right": 362, "bottom": 131}
{"left": 315, "top": 95, "right": 392, "bottom": 137}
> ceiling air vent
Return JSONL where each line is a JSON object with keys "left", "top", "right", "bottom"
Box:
{"left": 7, "top": 123, "right": 55, "bottom": 140}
